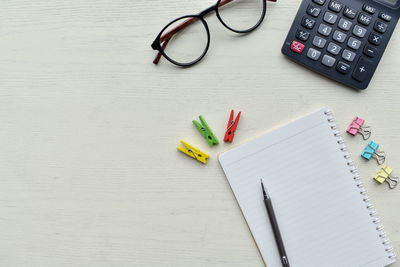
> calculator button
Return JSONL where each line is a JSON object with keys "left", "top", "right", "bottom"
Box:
{"left": 369, "top": 33, "right": 382, "bottom": 46}
{"left": 290, "top": 41, "right": 305, "bottom": 53}
{"left": 307, "top": 4, "right": 322, "bottom": 17}
{"left": 327, "top": 42, "right": 342, "bottom": 55}
{"left": 363, "top": 45, "right": 377, "bottom": 58}
{"left": 318, "top": 24, "right": 333, "bottom": 36}
{"left": 358, "top": 13, "right": 372, "bottom": 26}
{"left": 374, "top": 21, "right": 388, "bottom": 34}
{"left": 344, "top": 7, "right": 357, "bottom": 19}
{"left": 307, "top": 48, "right": 322, "bottom": 60}
{"left": 337, "top": 61, "right": 351, "bottom": 74}
{"left": 322, "top": 55, "right": 336, "bottom": 67}
{"left": 338, "top": 18, "right": 352, "bottom": 31}
{"left": 353, "top": 25, "right": 367, "bottom": 38}
{"left": 347, "top": 37, "right": 362, "bottom": 50}
{"left": 324, "top": 12, "right": 338, "bottom": 24}
{"left": 313, "top": 0, "right": 326, "bottom": 5}
{"left": 302, "top": 17, "right": 316, "bottom": 29}
{"left": 313, "top": 36, "right": 327, "bottom": 48}
{"left": 333, "top": 30, "right": 347, "bottom": 43}
{"left": 353, "top": 57, "right": 372, "bottom": 81}
{"left": 362, "top": 4, "right": 376, "bottom": 14}
{"left": 296, "top": 29, "right": 310, "bottom": 41}
{"left": 329, "top": 0, "right": 343, "bottom": 12}
{"left": 342, "top": 49, "right": 356, "bottom": 62}
{"left": 379, "top": 12, "right": 392, "bottom": 22}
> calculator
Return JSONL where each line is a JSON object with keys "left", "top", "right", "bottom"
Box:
{"left": 282, "top": 0, "right": 399, "bottom": 89}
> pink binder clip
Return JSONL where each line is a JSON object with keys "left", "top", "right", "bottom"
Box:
{"left": 346, "top": 116, "right": 371, "bottom": 140}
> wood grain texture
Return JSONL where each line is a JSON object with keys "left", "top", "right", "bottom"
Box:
{"left": 0, "top": 0, "right": 399, "bottom": 266}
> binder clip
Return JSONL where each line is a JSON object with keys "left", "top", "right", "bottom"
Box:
{"left": 224, "top": 110, "right": 241, "bottom": 143}
{"left": 374, "top": 165, "right": 398, "bottom": 189}
{"left": 177, "top": 141, "right": 209, "bottom": 164}
{"left": 361, "top": 141, "right": 386, "bottom": 165}
{"left": 346, "top": 116, "right": 371, "bottom": 140}
{"left": 193, "top": 115, "right": 219, "bottom": 147}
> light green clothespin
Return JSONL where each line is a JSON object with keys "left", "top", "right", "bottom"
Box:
{"left": 193, "top": 115, "right": 219, "bottom": 147}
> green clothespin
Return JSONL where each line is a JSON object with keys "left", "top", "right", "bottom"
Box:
{"left": 193, "top": 115, "right": 219, "bottom": 147}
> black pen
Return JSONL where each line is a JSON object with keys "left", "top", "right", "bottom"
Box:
{"left": 261, "top": 180, "right": 290, "bottom": 267}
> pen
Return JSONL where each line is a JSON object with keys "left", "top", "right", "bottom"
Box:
{"left": 261, "top": 180, "right": 290, "bottom": 267}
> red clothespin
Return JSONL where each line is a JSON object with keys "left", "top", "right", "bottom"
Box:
{"left": 224, "top": 110, "right": 241, "bottom": 143}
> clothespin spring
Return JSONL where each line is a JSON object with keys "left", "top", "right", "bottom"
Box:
{"left": 227, "top": 120, "right": 235, "bottom": 132}
{"left": 200, "top": 127, "right": 211, "bottom": 141}
{"left": 188, "top": 149, "right": 200, "bottom": 161}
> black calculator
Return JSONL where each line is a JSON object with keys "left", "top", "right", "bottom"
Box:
{"left": 282, "top": 0, "right": 399, "bottom": 89}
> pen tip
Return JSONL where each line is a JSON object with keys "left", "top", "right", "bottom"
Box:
{"left": 260, "top": 179, "right": 267, "bottom": 196}
{"left": 260, "top": 179, "right": 270, "bottom": 199}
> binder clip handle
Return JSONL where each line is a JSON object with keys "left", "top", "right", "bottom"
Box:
{"left": 373, "top": 150, "right": 386, "bottom": 165}
{"left": 358, "top": 125, "right": 372, "bottom": 140}
{"left": 386, "top": 176, "right": 399, "bottom": 189}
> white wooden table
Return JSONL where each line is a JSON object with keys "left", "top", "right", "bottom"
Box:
{"left": 0, "top": 0, "right": 399, "bottom": 266}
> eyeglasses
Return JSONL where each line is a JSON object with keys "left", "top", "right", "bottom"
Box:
{"left": 151, "top": 0, "right": 276, "bottom": 67}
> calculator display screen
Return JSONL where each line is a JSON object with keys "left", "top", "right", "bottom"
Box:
{"left": 380, "top": 0, "right": 398, "bottom": 5}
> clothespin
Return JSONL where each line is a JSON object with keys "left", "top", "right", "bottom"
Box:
{"left": 346, "top": 116, "right": 371, "bottom": 140}
{"left": 374, "top": 165, "right": 399, "bottom": 189}
{"left": 361, "top": 141, "right": 386, "bottom": 165}
{"left": 177, "top": 141, "right": 209, "bottom": 164}
{"left": 193, "top": 115, "right": 219, "bottom": 147}
{"left": 224, "top": 110, "right": 241, "bottom": 143}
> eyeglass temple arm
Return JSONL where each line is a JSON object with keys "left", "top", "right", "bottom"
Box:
{"left": 153, "top": 0, "right": 235, "bottom": 65}
{"left": 153, "top": 39, "right": 170, "bottom": 64}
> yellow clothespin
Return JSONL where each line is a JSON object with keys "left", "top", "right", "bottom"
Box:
{"left": 374, "top": 165, "right": 399, "bottom": 189}
{"left": 177, "top": 141, "right": 209, "bottom": 164}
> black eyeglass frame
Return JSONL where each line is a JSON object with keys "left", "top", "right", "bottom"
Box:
{"left": 151, "top": 0, "right": 268, "bottom": 67}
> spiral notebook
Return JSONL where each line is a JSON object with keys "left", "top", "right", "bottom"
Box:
{"left": 219, "top": 108, "right": 396, "bottom": 267}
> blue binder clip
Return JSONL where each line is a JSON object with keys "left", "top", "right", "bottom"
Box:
{"left": 361, "top": 141, "right": 386, "bottom": 165}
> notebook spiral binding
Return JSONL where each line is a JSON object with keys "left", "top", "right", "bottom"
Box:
{"left": 324, "top": 109, "right": 396, "bottom": 261}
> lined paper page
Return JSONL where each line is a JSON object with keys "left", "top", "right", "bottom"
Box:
{"left": 219, "top": 108, "right": 395, "bottom": 267}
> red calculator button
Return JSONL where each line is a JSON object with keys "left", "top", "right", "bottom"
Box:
{"left": 291, "top": 41, "right": 305, "bottom": 53}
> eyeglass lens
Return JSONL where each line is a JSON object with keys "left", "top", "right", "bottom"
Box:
{"left": 160, "top": 17, "right": 209, "bottom": 65}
